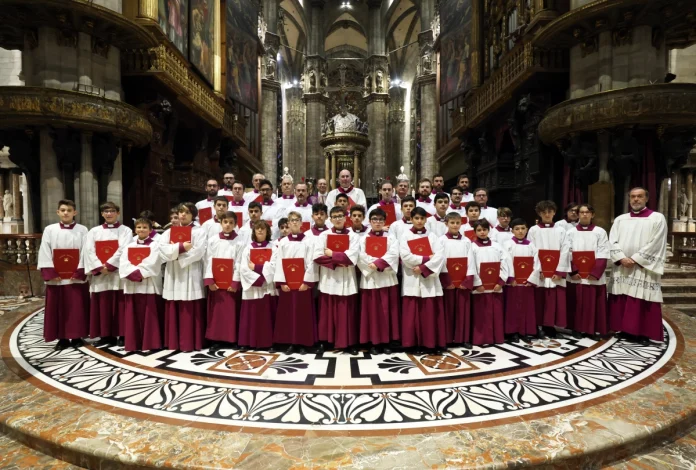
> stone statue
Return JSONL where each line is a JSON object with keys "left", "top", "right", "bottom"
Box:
{"left": 422, "top": 52, "right": 432, "bottom": 73}
{"left": 265, "top": 56, "right": 277, "bottom": 80}
{"left": 321, "top": 73, "right": 328, "bottom": 89}
{"left": 364, "top": 75, "right": 371, "bottom": 92}
{"left": 309, "top": 71, "right": 316, "bottom": 91}
{"left": 3, "top": 190, "right": 13, "bottom": 218}
{"left": 376, "top": 70, "right": 384, "bottom": 93}
{"left": 679, "top": 187, "right": 692, "bottom": 218}
{"left": 361, "top": 121, "right": 369, "bottom": 133}
{"left": 327, "top": 118, "right": 335, "bottom": 134}
{"left": 321, "top": 121, "right": 327, "bottom": 136}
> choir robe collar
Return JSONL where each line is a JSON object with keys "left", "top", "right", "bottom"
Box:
{"left": 251, "top": 240, "right": 270, "bottom": 248}
{"left": 495, "top": 225, "right": 511, "bottom": 232}
{"left": 338, "top": 185, "right": 354, "bottom": 194}
{"left": 401, "top": 217, "right": 412, "bottom": 224}
{"left": 253, "top": 189, "right": 260, "bottom": 194}
{"left": 60, "top": 221, "right": 77, "bottom": 230}
{"left": 288, "top": 233, "right": 305, "bottom": 241}
{"left": 630, "top": 206, "right": 654, "bottom": 218}
{"left": 410, "top": 227, "right": 427, "bottom": 235}
{"left": 219, "top": 231, "right": 238, "bottom": 240}
{"left": 449, "top": 204, "right": 462, "bottom": 211}
{"left": 102, "top": 221, "right": 121, "bottom": 229}
{"left": 513, "top": 237, "right": 530, "bottom": 245}
{"left": 446, "top": 232, "right": 462, "bottom": 240}
{"left": 294, "top": 201, "right": 309, "bottom": 207}
{"left": 368, "top": 230, "right": 385, "bottom": 237}
{"left": 481, "top": 205, "right": 489, "bottom": 209}
{"left": 212, "top": 215, "right": 220, "bottom": 224}
{"left": 538, "top": 222, "right": 555, "bottom": 228}
{"left": 261, "top": 199, "right": 274, "bottom": 206}
{"left": 461, "top": 190, "right": 470, "bottom": 196}
{"left": 312, "top": 226, "right": 328, "bottom": 236}
{"left": 474, "top": 237, "right": 492, "bottom": 247}
{"left": 378, "top": 199, "right": 394, "bottom": 207}
{"left": 206, "top": 196, "right": 214, "bottom": 202}
{"left": 431, "top": 189, "right": 444, "bottom": 195}
{"left": 136, "top": 237, "right": 153, "bottom": 246}
{"left": 577, "top": 223, "right": 596, "bottom": 231}
{"left": 434, "top": 214, "right": 446, "bottom": 222}
{"left": 281, "top": 194, "right": 295, "bottom": 200}
{"left": 418, "top": 195, "right": 432, "bottom": 204}
{"left": 230, "top": 200, "right": 245, "bottom": 206}
{"left": 149, "top": 229, "right": 158, "bottom": 239}
{"left": 331, "top": 227, "right": 349, "bottom": 234}
{"left": 352, "top": 225, "right": 368, "bottom": 233}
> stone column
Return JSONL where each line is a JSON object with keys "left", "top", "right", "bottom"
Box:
{"left": 365, "top": 56, "right": 389, "bottom": 196}
{"left": 417, "top": 30, "right": 437, "bottom": 180}
{"left": 11, "top": 172, "right": 23, "bottom": 222}
{"left": 670, "top": 170, "right": 679, "bottom": 220}
{"left": 107, "top": 148, "right": 123, "bottom": 214}
{"left": 20, "top": 173, "right": 32, "bottom": 234}
{"left": 324, "top": 153, "right": 330, "bottom": 184}
{"left": 79, "top": 132, "right": 98, "bottom": 228}
{"left": 330, "top": 152, "right": 336, "bottom": 190}
{"left": 261, "top": 33, "right": 281, "bottom": 184}
{"left": 388, "top": 87, "right": 406, "bottom": 180}
{"left": 0, "top": 171, "right": 5, "bottom": 219}
{"left": 285, "top": 86, "right": 306, "bottom": 177}
{"left": 354, "top": 153, "right": 360, "bottom": 188}
{"left": 686, "top": 170, "right": 694, "bottom": 219}
{"left": 40, "top": 129, "right": 64, "bottom": 229}
{"left": 304, "top": 57, "right": 327, "bottom": 181}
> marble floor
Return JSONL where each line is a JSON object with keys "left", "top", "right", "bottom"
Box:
{"left": 0, "top": 298, "right": 695, "bottom": 469}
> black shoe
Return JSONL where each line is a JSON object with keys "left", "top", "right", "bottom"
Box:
{"left": 591, "top": 333, "right": 601, "bottom": 341}
{"left": 285, "top": 345, "right": 295, "bottom": 355}
{"left": 369, "top": 346, "right": 381, "bottom": 355}
{"left": 299, "top": 347, "right": 307, "bottom": 355}
{"left": 268, "top": 346, "right": 276, "bottom": 353}
{"left": 434, "top": 347, "right": 447, "bottom": 355}
{"left": 54, "top": 339, "right": 70, "bottom": 351}
{"left": 638, "top": 336, "right": 651, "bottom": 346}
{"left": 537, "top": 326, "right": 547, "bottom": 339}
{"left": 317, "top": 342, "right": 326, "bottom": 353}
{"left": 94, "top": 337, "right": 114, "bottom": 347}
{"left": 348, "top": 347, "right": 359, "bottom": 355}
{"left": 521, "top": 335, "right": 532, "bottom": 343}
{"left": 413, "top": 347, "right": 424, "bottom": 355}
{"left": 209, "top": 343, "right": 222, "bottom": 353}
{"left": 572, "top": 331, "right": 582, "bottom": 339}
{"left": 383, "top": 347, "right": 392, "bottom": 355}
{"left": 239, "top": 346, "right": 249, "bottom": 352}
{"left": 546, "top": 327, "right": 557, "bottom": 338}
{"left": 70, "top": 338, "right": 84, "bottom": 348}
{"left": 511, "top": 333, "right": 520, "bottom": 342}
{"left": 116, "top": 337, "right": 125, "bottom": 347}
{"left": 462, "top": 342, "right": 472, "bottom": 349}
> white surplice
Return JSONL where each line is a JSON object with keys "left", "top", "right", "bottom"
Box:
{"left": 502, "top": 238, "right": 538, "bottom": 284}
{"left": 556, "top": 219, "right": 578, "bottom": 232}
{"left": 608, "top": 209, "right": 667, "bottom": 303}
{"left": 388, "top": 218, "right": 413, "bottom": 241}
{"left": 440, "top": 233, "right": 473, "bottom": 282}
{"left": 399, "top": 229, "right": 445, "bottom": 298}
{"left": 326, "top": 186, "right": 367, "bottom": 210}
{"left": 119, "top": 240, "right": 164, "bottom": 294}
{"left": 38, "top": 222, "right": 89, "bottom": 286}
{"left": 527, "top": 223, "right": 571, "bottom": 288}
{"left": 203, "top": 232, "right": 246, "bottom": 285}
{"left": 568, "top": 225, "right": 610, "bottom": 286}
{"left": 466, "top": 239, "right": 511, "bottom": 294}
{"left": 479, "top": 206, "right": 499, "bottom": 228}
{"left": 357, "top": 232, "right": 399, "bottom": 289}
{"left": 313, "top": 229, "right": 360, "bottom": 296}
{"left": 426, "top": 214, "right": 448, "bottom": 238}
{"left": 82, "top": 223, "right": 133, "bottom": 293}
{"left": 158, "top": 225, "right": 207, "bottom": 300}
{"left": 235, "top": 242, "right": 278, "bottom": 300}
{"left": 273, "top": 234, "right": 319, "bottom": 286}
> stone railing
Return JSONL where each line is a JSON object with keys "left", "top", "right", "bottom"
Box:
{"left": 0, "top": 234, "right": 42, "bottom": 269}
{"left": 451, "top": 42, "right": 566, "bottom": 135}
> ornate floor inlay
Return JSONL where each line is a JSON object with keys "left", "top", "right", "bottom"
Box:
{"left": 10, "top": 309, "right": 676, "bottom": 432}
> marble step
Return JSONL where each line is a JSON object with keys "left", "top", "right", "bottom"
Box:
{"left": 662, "top": 268, "right": 696, "bottom": 279}
{"left": 0, "top": 431, "right": 77, "bottom": 469}
{"left": 660, "top": 279, "right": 696, "bottom": 293}
{"left": 669, "top": 305, "right": 696, "bottom": 317}
{"left": 662, "top": 292, "right": 696, "bottom": 305}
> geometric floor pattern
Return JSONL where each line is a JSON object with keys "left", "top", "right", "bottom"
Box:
{"left": 11, "top": 309, "right": 675, "bottom": 433}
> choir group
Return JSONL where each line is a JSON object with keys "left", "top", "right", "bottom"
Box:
{"left": 37, "top": 172, "right": 667, "bottom": 355}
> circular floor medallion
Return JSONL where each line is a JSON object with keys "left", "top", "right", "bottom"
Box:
{"left": 10, "top": 310, "right": 676, "bottom": 432}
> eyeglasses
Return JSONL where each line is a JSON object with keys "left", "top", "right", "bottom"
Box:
{"left": 331, "top": 214, "right": 345, "bottom": 220}
{"left": 370, "top": 218, "right": 385, "bottom": 223}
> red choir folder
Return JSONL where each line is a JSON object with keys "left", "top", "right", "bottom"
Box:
{"left": 170, "top": 225, "right": 192, "bottom": 244}
{"left": 407, "top": 237, "right": 433, "bottom": 256}
{"left": 95, "top": 240, "right": 119, "bottom": 264}
{"left": 365, "top": 237, "right": 388, "bottom": 258}
{"left": 327, "top": 234, "right": 349, "bottom": 252}
{"left": 301, "top": 222, "right": 311, "bottom": 233}
{"left": 572, "top": 251, "right": 596, "bottom": 279}
{"left": 513, "top": 256, "right": 534, "bottom": 284}
{"left": 480, "top": 261, "right": 501, "bottom": 291}
{"left": 198, "top": 207, "right": 213, "bottom": 225}
{"left": 254, "top": 194, "right": 264, "bottom": 203}
{"left": 383, "top": 204, "right": 397, "bottom": 226}
{"left": 460, "top": 201, "right": 469, "bottom": 208}
{"left": 212, "top": 258, "right": 234, "bottom": 289}
{"left": 224, "top": 195, "right": 235, "bottom": 203}
{"left": 282, "top": 258, "right": 305, "bottom": 290}
{"left": 53, "top": 249, "right": 79, "bottom": 279}
{"left": 263, "top": 219, "right": 274, "bottom": 228}
{"left": 128, "top": 247, "right": 150, "bottom": 266}
{"left": 233, "top": 212, "right": 244, "bottom": 228}
{"left": 447, "top": 257, "right": 468, "bottom": 287}
{"left": 250, "top": 248, "right": 272, "bottom": 265}
{"left": 538, "top": 249, "right": 560, "bottom": 277}
{"left": 464, "top": 230, "right": 476, "bottom": 241}
{"left": 348, "top": 197, "right": 356, "bottom": 208}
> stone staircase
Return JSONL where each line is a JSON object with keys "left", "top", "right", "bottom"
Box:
{"left": 661, "top": 264, "right": 696, "bottom": 316}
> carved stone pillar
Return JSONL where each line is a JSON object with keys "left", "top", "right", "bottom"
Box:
{"left": 330, "top": 152, "right": 336, "bottom": 190}
{"left": 0, "top": 171, "right": 5, "bottom": 219}
{"left": 417, "top": 30, "right": 437, "bottom": 180}
{"left": 670, "top": 170, "right": 679, "bottom": 220}
{"left": 388, "top": 87, "right": 406, "bottom": 180}
{"left": 40, "top": 129, "right": 64, "bottom": 229}
{"left": 11, "top": 171, "right": 23, "bottom": 222}
{"left": 303, "top": 55, "right": 328, "bottom": 181}
{"left": 261, "top": 33, "right": 281, "bottom": 184}
{"left": 324, "top": 152, "right": 330, "bottom": 185}
{"left": 365, "top": 55, "right": 389, "bottom": 197}
{"left": 353, "top": 152, "right": 360, "bottom": 188}
{"left": 107, "top": 148, "right": 123, "bottom": 215}
{"left": 136, "top": 0, "right": 158, "bottom": 21}
{"left": 285, "top": 86, "right": 306, "bottom": 178}
{"left": 79, "top": 132, "right": 98, "bottom": 228}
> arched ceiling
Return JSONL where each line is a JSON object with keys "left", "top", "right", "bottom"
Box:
{"left": 279, "top": 0, "right": 307, "bottom": 80}
{"left": 386, "top": 0, "right": 420, "bottom": 81}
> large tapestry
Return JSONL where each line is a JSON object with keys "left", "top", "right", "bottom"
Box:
{"left": 439, "top": 0, "right": 476, "bottom": 104}
{"left": 225, "top": 0, "right": 259, "bottom": 111}
{"left": 158, "top": 0, "right": 189, "bottom": 57}
{"left": 190, "top": 0, "right": 216, "bottom": 84}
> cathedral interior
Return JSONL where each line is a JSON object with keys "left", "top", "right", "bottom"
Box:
{"left": 0, "top": 0, "right": 696, "bottom": 468}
